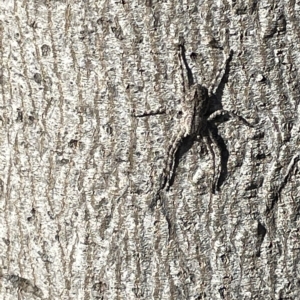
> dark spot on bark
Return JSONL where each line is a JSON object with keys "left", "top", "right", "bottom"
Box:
{"left": 68, "top": 139, "right": 78, "bottom": 148}
{"left": 236, "top": 6, "right": 247, "bottom": 15}
{"left": 255, "top": 153, "right": 266, "bottom": 160}
{"left": 16, "top": 108, "right": 23, "bottom": 122}
{"left": 97, "top": 18, "right": 103, "bottom": 25}
{"left": 2, "top": 237, "right": 10, "bottom": 245}
{"left": 59, "top": 158, "right": 69, "bottom": 165}
{"left": 190, "top": 52, "right": 197, "bottom": 60}
{"left": 252, "top": 131, "right": 265, "bottom": 140}
{"left": 29, "top": 21, "right": 38, "bottom": 28}
{"left": 219, "top": 287, "right": 226, "bottom": 299}
{"left": 249, "top": 0, "right": 258, "bottom": 14}
{"left": 28, "top": 115, "right": 35, "bottom": 123}
{"left": 245, "top": 177, "right": 264, "bottom": 190}
{"left": 34, "top": 73, "right": 42, "bottom": 84}
{"left": 277, "top": 14, "right": 286, "bottom": 33}
{"left": 41, "top": 44, "right": 51, "bottom": 56}
{"left": 48, "top": 211, "right": 55, "bottom": 219}
{"left": 103, "top": 124, "right": 113, "bottom": 135}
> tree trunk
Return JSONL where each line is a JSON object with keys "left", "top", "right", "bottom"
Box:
{"left": 0, "top": 0, "right": 299, "bottom": 299}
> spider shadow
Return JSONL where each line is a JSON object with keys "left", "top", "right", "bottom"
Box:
{"left": 207, "top": 49, "right": 233, "bottom": 112}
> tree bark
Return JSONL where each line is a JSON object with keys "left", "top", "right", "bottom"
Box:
{"left": 0, "top": 0, "right": 299, "bottom": 299}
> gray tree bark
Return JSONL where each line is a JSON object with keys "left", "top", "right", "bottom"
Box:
{"left": 0, "top": 0, "right": 299, "bottom": 299}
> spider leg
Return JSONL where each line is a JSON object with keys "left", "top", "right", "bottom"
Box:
{"left": 208, "top": 109, "right": 254, "bottom": 127}
{"left": 149, "top": 128, "right": 186, "bottom": 209}
{"left": 206, "top": 119, "right": 231, "bottom": 192}
{"left": 162, "top": 127, "right": 187, "bottom": 190}
{"left": 147, "top": 100, "right": 193, "bottom": 211}
{"left": 132, "top": 107, "right": 166, "bottom": 117}
{"left": 207, "top": 109, "right": 226, "bottom": 121}
{"left": 202, "top": 133, "right": 218, "bottom": 194}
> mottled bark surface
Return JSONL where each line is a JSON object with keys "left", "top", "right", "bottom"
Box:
{"left": 0, "top": 0, "right": 299, "bottom": 299}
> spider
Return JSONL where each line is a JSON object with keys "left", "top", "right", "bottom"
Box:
{"left": 133, "top": 42, "right": 253, "bottom": 212}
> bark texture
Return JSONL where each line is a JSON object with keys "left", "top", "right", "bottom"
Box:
{"left": 0, "top": 0, "right": 299, "bottom": 299}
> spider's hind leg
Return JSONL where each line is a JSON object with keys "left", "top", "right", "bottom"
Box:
{"left": 201, "top": 132, "right": 219, "bottom": 194}
{"left": 207, "top": 123, "right": 230, "bottom": 192}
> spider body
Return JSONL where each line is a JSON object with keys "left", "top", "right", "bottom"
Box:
{"left": 185, "top": 84, "right": 209, "bottom": 137}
